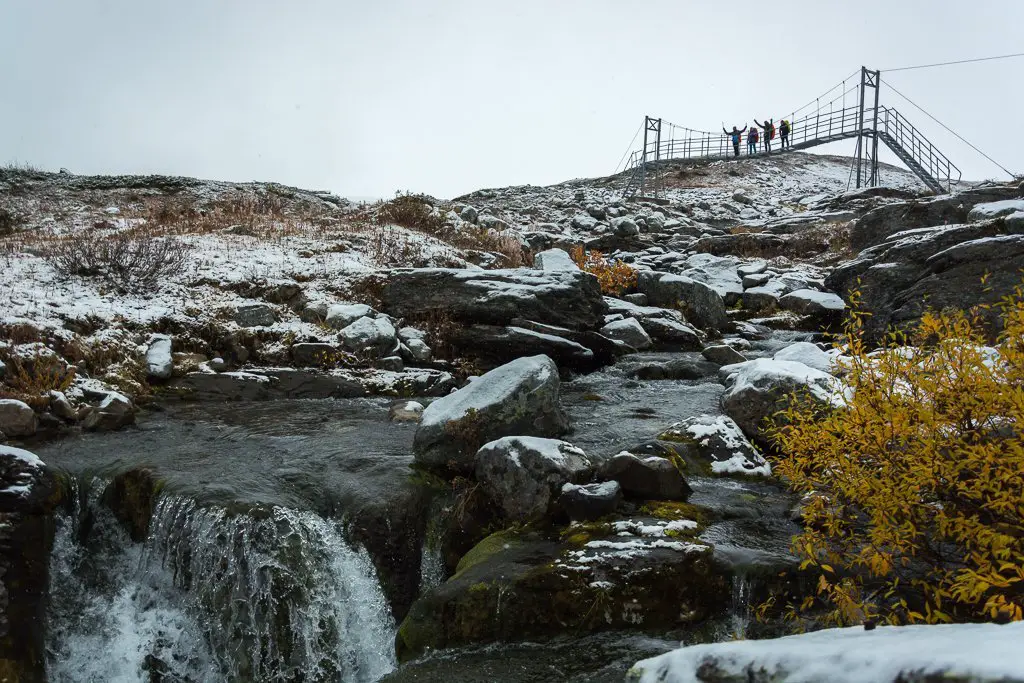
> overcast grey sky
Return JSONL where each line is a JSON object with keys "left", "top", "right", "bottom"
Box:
{"left": 1, "top": 0, "right": 1021, "bottom": 199}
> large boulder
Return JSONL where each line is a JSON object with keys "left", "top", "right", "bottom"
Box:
{"left": 679, "top": 253, "right": 745, "bottom": 306}
{"left": 557, "top": 481, "right": 622, "bottom": 521}
{"left": 779, "top": 289, "right": 846, "bottom": 322}
{"left": 827, "top": 218, "right": 1024, "bottom": 342}
{"left": 396, "top": 526, "right": 724, "bottom": 662}
{"left": 83, "top": 392, "right": 136, "bottom": 432}
{"left": 413, "top": 355, "right": 570, "bottom": 472}
{"left": 659, "top": 415, "right": 770, "bottom": 476}
{"left": 450, "top": 325, "right": 597, "bottom": 373}
{"left": 233, "top": 303, "right": 277, "bottom": 327}
{"left": 719, "top": 358, "right": 847, "bottom": 447}
{"left": 849, "top": 183, "right": 1021, "bottom": 251}
{"left": 773, "top": 342, "right": 836, "bottom": 374}
{"left": 326, "top": 303, "right": 376, "bottom": 330}
{"left": 600, "top": 318, "right": 652, "bottom": 350}
{"left": 637, "top": 271, "right": 728, "bottom": 332}
{"left": 0, "top": 399, "right": 37, "bottom": 438}
{"left": 637, "top": 317, "right": 703, "bottom": 350}
{"left": 600, "top": 451, "right": 691, "bottom": 500}
{"left": 377, "top": 268, "right": 606, "bottom": 331}
{"left": 475, "top": 437, "right": 591, "bottom": 523}
{"left": 339, "top": 316, "right": 398, "bottom": 356}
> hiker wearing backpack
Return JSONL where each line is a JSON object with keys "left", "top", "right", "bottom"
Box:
{"left": 722, "top": 124, "right": 747, "bottom": 157}
{"left": 754, "top": 118, "right": 775, "bottom": 153}
{"left": 779, "top": 119, "right": 791, "bottom": 149}
{"left": 747, "top": 126, "right": 760, "bottom": 155}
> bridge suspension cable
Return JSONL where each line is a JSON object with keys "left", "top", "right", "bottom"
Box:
{"left": 614, "top": 121, "right": 644, "bottom": 175}
{"left": 884, "top": 79, "right": 1017, "bottom": 179}
{"left": 882, "top": 51, "right": 1024, "bottom": 73}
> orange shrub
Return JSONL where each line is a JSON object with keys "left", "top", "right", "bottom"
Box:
{"left": 766, "top": 289, "right": 1024, "bottom": 627}
{"left": 570, "top": 246, "right": 637, "bottom": 296}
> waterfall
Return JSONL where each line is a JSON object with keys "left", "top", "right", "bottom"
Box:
{"left": 728, "top": 573, "right": 753, "bottom": 639}
{"left": 47, "top": 485, "right": 396, "bottom": 683}
{"left": 417, "top": 513, "right": 446, "bottom": 594}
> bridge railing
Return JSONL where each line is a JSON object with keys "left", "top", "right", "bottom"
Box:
{"left": 626, "top": 106, "right": 868, "bottom": 169}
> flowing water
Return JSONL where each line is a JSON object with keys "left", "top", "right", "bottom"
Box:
{"left": 36, "top": 346, "right": 801, "bottom": 682}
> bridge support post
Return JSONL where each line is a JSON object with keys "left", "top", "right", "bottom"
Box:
{"left": 640, "top": 116, "right": 662, "bottom": 198}
{"left": 856, "top": 67, "right": 881, "bottom": 189}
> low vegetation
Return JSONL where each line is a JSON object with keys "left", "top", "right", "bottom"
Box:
{"left": 42, "top": 233, "right": 192, "bottom": 293}
{"left": 767, "top": 288, "right": 1024, "bottom": 627}
{"left": 569, "top": 246, "right": 637, "bottom": 295}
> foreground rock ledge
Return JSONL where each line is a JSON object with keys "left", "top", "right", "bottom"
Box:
{"left": 627, "top": 621, "right": 1024, "bottom": 683}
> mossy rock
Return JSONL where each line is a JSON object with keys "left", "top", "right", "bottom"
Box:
{"left": 396, "top": 524, "right": 729, "bottom": 662}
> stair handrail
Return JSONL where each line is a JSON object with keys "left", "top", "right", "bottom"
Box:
{"left": 878, "top": 106, "right": 962, "bottom": 190}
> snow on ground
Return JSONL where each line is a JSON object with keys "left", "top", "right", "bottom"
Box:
{"left": 628, "top": 621, "right": 1024, "bottom": 683}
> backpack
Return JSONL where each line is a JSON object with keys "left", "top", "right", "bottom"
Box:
{"left": 781, "top": 119, "right": 790, "bottom": 132}
{"left": 750, "top": 128, "right": 759, "bottom": 142}
{"left": 768, "top": 122, "right": 776, "bottom": 139}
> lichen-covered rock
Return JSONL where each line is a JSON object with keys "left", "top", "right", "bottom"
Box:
{"left": 396, "top": 525, "right": 724, "bottom": 662}
{"left": 659, "top": 415, "right": 770, "bottom": 476}
{"left": 476, "top": 437, "right": 591, "bottom": 523}
{"left": 413, "top": 355, "right": 570, "bottom": 472}
{"left": 0, "top": 399, "right": 37, "bottom": 438}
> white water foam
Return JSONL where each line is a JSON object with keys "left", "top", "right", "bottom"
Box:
{"left": 48, "top": 489, "right": 396, "bottom": 682}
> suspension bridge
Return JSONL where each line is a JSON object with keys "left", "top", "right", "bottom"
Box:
{"left": 618, "top": 66, "right": 980, "bottom": 199}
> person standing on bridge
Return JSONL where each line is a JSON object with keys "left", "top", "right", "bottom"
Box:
{"left": 779, "top": 119, "right": 791, "bottom": 149}
{"left": 747, "top": 126, "right": 759, "bottom": 155}
{"left": 722, "top": 124, "right": 747, "bottom": 157}
{"left": 754, "top": 118, "right": 774, "bottom": 153}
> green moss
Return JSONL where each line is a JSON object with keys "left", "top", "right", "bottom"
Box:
{"left": 640, "top": 501, "right": 711, "bottom": 527}
{"left": 454, "top": 528, "right": 524, "bottom": 577}
{"left": 407, "top": 465, "right": 449, "bottom": 490}
{"left": 468, "top": 581, "right": 491, "bottom": 594}
{"left": 581, "top": 392, "right": 604, "bottom": 401}
{"left": 559, "top": 521, "right": 613, "bottom": 547}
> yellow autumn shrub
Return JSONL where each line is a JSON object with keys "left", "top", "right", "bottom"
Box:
{"left": 769, "top": 288, "right": 1024, "bottom": 627}
{"left": 570, "top": 246, "right": 637, "bottom": 296}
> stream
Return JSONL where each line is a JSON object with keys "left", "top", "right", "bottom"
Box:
{"left": 35, "top": 339, "right": 806, "bottom": 682}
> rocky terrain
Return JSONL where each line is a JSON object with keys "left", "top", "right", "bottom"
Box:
{"left": 1, "top": 153, "right": 1022, "bottom": 682}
